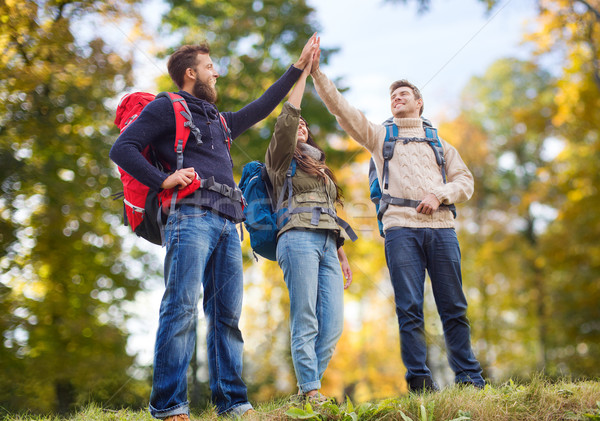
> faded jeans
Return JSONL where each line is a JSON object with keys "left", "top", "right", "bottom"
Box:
{"left": 277, "top": 229, "right": 344, "bottom": 393}
{"left": 385, "top": 227, "right": 484, "bottom": 386}
{"left": 149, "top": 205, "right": 252, "bottom": 418}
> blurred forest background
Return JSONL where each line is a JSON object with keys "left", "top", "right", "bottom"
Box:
{"left": 1, "top": 0, "right": 598, "bottom": 415}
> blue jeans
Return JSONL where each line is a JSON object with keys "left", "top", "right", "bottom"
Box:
{"left": 385, "top": 227, "right": 484, "bottom": 386}
{"left": 277, "top": 229, "right": 344, "bottom": 393}
{"left": 149, "top": 205, "right": 252, "bottom": 418}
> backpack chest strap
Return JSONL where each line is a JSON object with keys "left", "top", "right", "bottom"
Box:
{"left": 381, "top": 124, "right": 448, "bottom": 188}
{"left": 378, "top": 122, "right": 456, "bottom": 220}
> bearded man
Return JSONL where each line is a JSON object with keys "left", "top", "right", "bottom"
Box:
{"left": 110, "top": 36, "right": 318, "bottom": 420}
{"left": 309, "top": 44, "right": 484, "bottom": 393}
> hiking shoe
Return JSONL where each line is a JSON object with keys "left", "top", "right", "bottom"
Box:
{"left": 305, "top": 391, "right": 329, "bottom": 404}
{"left": 242, "top": 408, "right": 257, "bottom": 418}
{"left": 407, "top": 376, "right": 439, "bottom": 393}
{"left": 163, "top": 415, "right": 190, "bottom": 421}
{"left": 288, "top": 393, "right": 305, "bottom": 403}
{"left": 290, "top": 391, "right": 330, "bottom": 405}
{"left": 456, "top": 380, "right": 485, "bottom": 389}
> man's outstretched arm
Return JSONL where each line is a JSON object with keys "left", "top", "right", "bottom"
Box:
{"left": 223, "top": 33, "right": 319, "bottom": 139}
{"left": 310, "top": 47, "right": 384, "bottom": 154}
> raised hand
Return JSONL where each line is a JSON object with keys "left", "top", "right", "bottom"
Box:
{"left": 294, "top": 32, "right": 319, "bottom": 70}
{"left": 310, "top": 39, "right": 321, "bottom": 75}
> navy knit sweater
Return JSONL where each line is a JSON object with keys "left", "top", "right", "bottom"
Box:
{"left": 110, "top": 65, "right": 303, "bottom": 223}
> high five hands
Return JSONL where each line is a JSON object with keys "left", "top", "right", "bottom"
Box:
{"left": 295, "top": 33, "right": 320, "bottom": 71}
{"left": 310, "top": 38, "right": 321, "bottom": 75}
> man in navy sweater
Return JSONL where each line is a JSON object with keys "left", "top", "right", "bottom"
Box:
{"left": 110, "top": 35, "right": 318, "bottom": 420}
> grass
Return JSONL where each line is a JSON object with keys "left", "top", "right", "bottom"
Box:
{"left": 2, "top": 378, "right": 600, "bottom": 420}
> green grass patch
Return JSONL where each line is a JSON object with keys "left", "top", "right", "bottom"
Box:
{"left": 2, "top": 378, "right": 599, "bottom": 420}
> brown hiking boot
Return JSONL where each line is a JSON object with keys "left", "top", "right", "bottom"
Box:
{"left": 305, "top": 391, "right": 329, "bottom": 404}
{"left": 163, "top": 415, "right": 190, "bottom": 421}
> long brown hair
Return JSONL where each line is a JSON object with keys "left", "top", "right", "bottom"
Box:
{"left": 293, "top": 117, "right": 344, "bottom": 205}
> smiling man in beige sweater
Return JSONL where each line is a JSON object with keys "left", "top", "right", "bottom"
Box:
{"left": 310, "top": 46, "right": 484, "bottom": 392}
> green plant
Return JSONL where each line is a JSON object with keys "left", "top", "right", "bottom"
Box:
{"left": 583, "top": 401, "right": 600, "bottom": 420}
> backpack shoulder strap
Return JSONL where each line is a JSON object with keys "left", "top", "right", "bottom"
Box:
{"left": 381, "top": 122, "right": 399, "bottom": 190}
{"left": 425, "top": 126, "right": 442, "bottom": 147}
{"left": 275, "top": 159, "right": 297, "bottom": 212}
{"left": 155, "top": 92, "right": 198, "bottom": 161}
{"left": 288, "top": 158, "right": 297, "bottom": 176}
{"left": 368, "top": 158, "right": 379, "bottom": 199}
{"left": 260, "top": 164, "right": 277, "bottom": 211}
{"left": 219, "top": 113, "right": 232, "bottom": 150}
{"left": 424, "top": 126, "right": 447, "bottom": 182}
{"left": 155, "top": 92, "right": 196, "bottom": 214}
{"left": 423, "top": 126, "right": 456, "bottom": 217}
{"left": 382, "top": 116, "right": 394, "bottom": 126}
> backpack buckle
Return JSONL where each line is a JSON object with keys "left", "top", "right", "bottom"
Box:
{"left": 219, "top": 183, "right": 232, "bottom": 197}
{"left": 311, "top": 207, "right": 323, "bottom": 226}
{"left": 382, "top": 142, "right": 395, "bottom": 160}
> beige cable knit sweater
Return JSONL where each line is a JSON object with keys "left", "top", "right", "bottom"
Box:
{"left": 312, "top": 69, "right": 474, "bottom": 230}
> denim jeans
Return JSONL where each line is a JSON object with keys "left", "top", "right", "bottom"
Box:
{"left": 149, "top": 205, "right": 252, "bottom": 418}
{"left": 277, "top": 229, "right": 344, "bottom": 393}
{"left": 384, "top": 227, "right": 484, "bottom": 386}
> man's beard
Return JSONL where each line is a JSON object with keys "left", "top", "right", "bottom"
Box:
{"left": 192, "top": 79, "right": 218, "bottom": 103}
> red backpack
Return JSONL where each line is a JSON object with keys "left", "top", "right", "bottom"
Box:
{"left": 113, "top": 91, "right": 232, "bottom": 245}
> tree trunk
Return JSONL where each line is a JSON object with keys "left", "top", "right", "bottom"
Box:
{"left": 55, "top": 380, "right": 75, "bottom": 414}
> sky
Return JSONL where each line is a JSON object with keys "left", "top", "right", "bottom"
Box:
{"left": 124, "top": 0, "right": 539, "bottom": 363}
{"left": 129, "top": 0, "right": 538, "bottom": 122}
{"left": 311, "top": 0, "right": 537, "bottom": 122}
